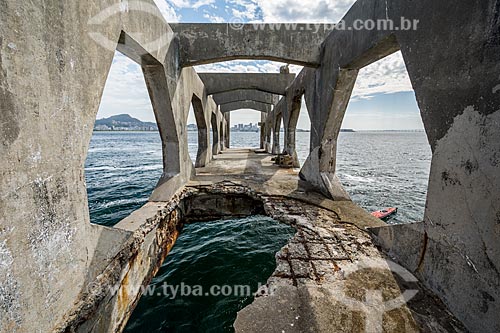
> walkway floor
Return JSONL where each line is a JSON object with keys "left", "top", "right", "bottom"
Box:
{"left": 190, "top": 149, "right": 466, "bottom": 332}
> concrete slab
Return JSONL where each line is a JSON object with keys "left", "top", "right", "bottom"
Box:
{"left": 198, "top": 73, "right": 296, "bottom": 95}
{"left": 213, "top": 90, "right": 280, "bottom": 105}
{"left": 170, "top": 23, "right": 331, "bottom": 67}
{"left": 220, "top": 100, "right": 273, "bottom": 113}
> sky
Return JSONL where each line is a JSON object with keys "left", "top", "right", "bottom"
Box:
{"left": 96, "top": 0, "right": 423, "bottom": 130}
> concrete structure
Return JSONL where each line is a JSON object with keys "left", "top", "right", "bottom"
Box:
{"left": 220, "top": 100, "right": 273, "bottom": 114}
{"left": 1, "top": 0, "right": 499, "bottom": 332}
{"left": 198, "top": 73, "right": 296, "bottom": 95}
{"left": 170, "top": 23, "right": 331, "bottom": 67}
{"left": 212, "top": 90, "right": 280, "bottom": 106}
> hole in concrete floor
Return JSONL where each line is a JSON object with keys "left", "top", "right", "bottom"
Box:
{"left": 85, "top": 50, "right": 162, "bottom": 227}
{"left": 124, "top": 215, "right": 295, "bottom": 332}
{"left": 337, "top": 51, "right": 431, "bottom": 224}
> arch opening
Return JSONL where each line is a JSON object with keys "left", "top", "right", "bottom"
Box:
{"left": 85, "top": 50, "right": 162, "bottom": 227}
{"left": 337, "top": 51, "right": 431, "bottom": 224}
{"left": 286, "top": 93, "right": 312, "bottom": 167}
{"left": 228, "top": 109, "right": 262, "bottom": 149}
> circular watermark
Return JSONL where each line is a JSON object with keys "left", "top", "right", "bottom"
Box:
{"left": 329, "top": 258, "right": 419, "bottom": 333}
{"left": 229, "top": 17, "right": 245, "bottom": 31}
{"left": 87, "top": 1, "right": 171, "bottom": 53}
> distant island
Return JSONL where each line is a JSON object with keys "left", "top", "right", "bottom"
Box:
{"left": 94, "top": 114, "right": 158, "bottom": 131}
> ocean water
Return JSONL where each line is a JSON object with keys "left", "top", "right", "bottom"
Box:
{"left": 124, "top": 216, "right": 295, "bottom": 332}
{"left": 85, "top": 130, "right": 431, "bottom": 226}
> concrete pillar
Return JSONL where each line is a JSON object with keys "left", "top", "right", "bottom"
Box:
{"left": 191, "top": 95, "right": 211, "bottom": 168}
{"left": 219, "top": 116, "right": 225, "bottom": 152}
{"left": 225, "top": 113, "right": 231, "bottom": 148}
{"left": 259, "top": 112, "right": 266, "bottom": 149}
{"left": 211, "top": 113, "right": 220, "bottom": 155}
{"left": 282, "top": 94, "right": 303, "bottom": 168}
{"left": 272, "top": 113, "right": 282, "bottom": 155}
{"left": 265, "top": 128, "right": 272, "bottom": 153}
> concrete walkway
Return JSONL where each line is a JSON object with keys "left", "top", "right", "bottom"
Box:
{"left": 182, "top": 149, "right": 466, "bottom": 332}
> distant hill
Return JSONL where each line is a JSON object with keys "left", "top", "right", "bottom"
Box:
{"left": 94, "top": 114, "right": 158, "bottom": 131}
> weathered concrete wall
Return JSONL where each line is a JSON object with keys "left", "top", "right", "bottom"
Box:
{"left": 170, "top": 23, "right": 331, "bottom": 67}
{"left": 199, "top": 73, "right": 296, "bottom": 95}
{"left": 0, "top": 1, "right": 180, "bottom": 331}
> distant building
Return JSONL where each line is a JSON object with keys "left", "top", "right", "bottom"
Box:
{"left": 231, "top": 123, "right": 260, "bottom": 132}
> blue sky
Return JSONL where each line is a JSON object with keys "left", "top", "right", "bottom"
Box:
{"left": 97, "top": 0, "right": 423, "bottom": 130}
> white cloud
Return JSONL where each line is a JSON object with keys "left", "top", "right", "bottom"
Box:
{"left": 153, "top": 0, "right": 180, "bottom": 21}
{"left": 228, "top": 0, "right": 259, "bottom": 20}
{"left": 168, "top": 0, "right": 215, "bottom": 10}
{"left": 351, "top": 52, "right": 413, "bottom": 100}
{"left": 97, "top": 52, "right": 155, "bottom": 122}
{"left": 195, "top": 60, "right": 302, "bottom": 74}
{"left": 231, "top": 0, "right": 356, "bottom": 23}
{"left": 203, "top": 12, "right": 225, "bottom": 23}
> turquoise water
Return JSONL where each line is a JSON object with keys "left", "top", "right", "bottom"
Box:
{"left": 123, "top": 216, "right": 295, "bottom": 332}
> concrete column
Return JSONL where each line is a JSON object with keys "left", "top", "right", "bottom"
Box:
{"left": 191, "top": 95, "right": 211, "bottom": 168}
{"left": 225, "top": 113, "right": 231, "bottom": 148}
{"left": 219, "top": 116, "right": 225, "bottom": 152}
{"left": 259, "top": 112, "right": 266, "bottom": 149}
{"left": 282, "top": 94, "right": 303, "bottom": 167}
{"left": 299, "top": 68, "right": 358, "bottom": 201}
{"left": 211, "top": 113, "right": 220, "bottom": 155}
{"left": 272, "top": 113, "right": 282, "bottom": 155}
{"left": 265, "top": 128, "right": 272, "bottom": 152}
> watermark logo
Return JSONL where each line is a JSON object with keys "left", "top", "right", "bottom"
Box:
{"left": 86, "top": 281, "right": 273, "bottom": 299}
{"left": 229, "top": 18, "right": 419, "bottom": 33}
{"left": 87, "top": 1, "right": 171, "bottom": 53}
{"left": 330, "top": 258, "right": 419, "bottom": 333}
{"left": 229, "top": 17, "right": 245, "bottom": 31}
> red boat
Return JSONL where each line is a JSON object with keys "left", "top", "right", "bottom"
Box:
{"left": 371, "top": 207, "right": 398, "bottom": 219}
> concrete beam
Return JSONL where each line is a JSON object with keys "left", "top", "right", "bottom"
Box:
{"left": 220, "top": 100, "right": 273, "bottom": 113}
{"left": 212, "top": 90, "right": 280, "bottom": 106}
{"left": 170, "top": 23, "right": 332, "bottom": 67}
{"left": 198, "top": 73, "right": 296, "bottom": 95}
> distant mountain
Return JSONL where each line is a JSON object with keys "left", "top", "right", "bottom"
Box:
{"left": 94, "top": 114, "right": 158, "bottom": 131}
